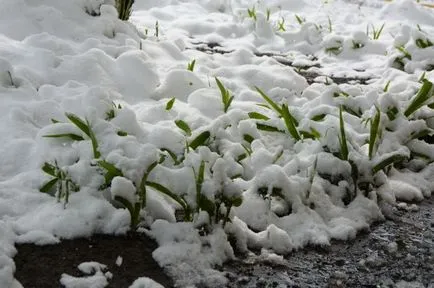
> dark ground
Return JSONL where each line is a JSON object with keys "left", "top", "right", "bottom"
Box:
{"left": 14, "top": 196, "right": 433, "bottom": 288}
{"left": 14, "top": 233, "right": 174, "bottom": 288}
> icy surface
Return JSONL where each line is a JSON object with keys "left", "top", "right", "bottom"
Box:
{"left": 0, "top": 0, "right": 433, "bottom": 287}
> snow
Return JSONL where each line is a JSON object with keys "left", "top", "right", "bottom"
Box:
{"left": 60, "top": 261, "right": 110, "bottom": 288}
{"left": 0, "top": 0, "right": 433, "bottom": 287}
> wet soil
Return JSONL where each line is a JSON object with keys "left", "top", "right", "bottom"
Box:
{"left": 223, "top": 196, "right": 434, "bottom": 288}
{"left": 13, "top": 196, "right": 433, "bottom": 288}
{"left": 14, "top": 232, "right": 174, "bottom": 288}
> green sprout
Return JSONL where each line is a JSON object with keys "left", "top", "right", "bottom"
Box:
{"left": 277, "top": 17, "right": 286, "bottom": 32}
{"left": 368, "top": 23, "right": 385, "bottom": 40}
{"left": 404, "top": 79, "right": 434, "bottom": 118}
{"left": 295, "top": 14, "right": 305, "bottom": 25}
{"left": 215, "top": 77, "right": 234, "bottom": 113}
{"left": 40, "top": 162, "right": 79, "bottom": 207}
{"left": 44, "top": 112, "right": 101, "bottom": 159}
{"left": 115, "top": 0, "right": 134, "bottom": 21}
{"left": 247, "top": 6, "right": 257, "bottom": 21}
{"left": 338, "top": 106, "right": 349, "bottom": 161}
{"left": 166, "top": 97, "right": 175, "bottom": 110}
{"left": 368, "top": 106, "right": 381, "bottom": 160}
{"left": 187, "top": 59, "right": 196, "bottom": 72}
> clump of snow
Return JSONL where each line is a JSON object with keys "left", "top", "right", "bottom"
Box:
{"left": 60, "top": 261, "right": 110, "bottom": 288}
{"left": 128, "top": 277, "right": 164, "bottom": 288}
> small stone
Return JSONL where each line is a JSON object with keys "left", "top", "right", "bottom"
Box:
{"left": 408, "top": 204, "right": 419, "bottom": 212}
{"left": 387, "top": 242, "right": 398, "bottom": 254}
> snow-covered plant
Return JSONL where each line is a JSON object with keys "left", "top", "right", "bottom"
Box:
{"left": 295, "top": 14, "right": 305, "bottom": 25}
{"left": 255, "top": 87, "right": 301, "bottom": 141}
{"left": 247, "top": 6, "right": 257, "bottom": 21}
{"left": 404, "top": 79, "right": 434, "bottom": 118}
{"left": 105, "top": 102, "right": 122, "bottom": 121}
{"left": 338, "top": 106, "right": 349, "bottom": 161}
{"left": 367, "top": 23, "right": 385, "bottom": 40}
{"left": 276, "top": 17, "right": 286, "bottom": 32}
{"left": 215, "top": 78, "right": 234, "bottom": 113}
{"left": 368, "top": 106, "right": 381, "bottom": 160}
{"left": 165, "top": 98, "right": 175, "bottom": 111}
{"left": 115, "top": 0, "right": 134, "bottom": 21}
{"left": 44, "top": 113, "right": 101, "bottom": 159}
{"left": 187, "top": 59, "right": 196, "bottom": 72}
{"left": 40, "top": 162, "right": 79, "bottom": 207}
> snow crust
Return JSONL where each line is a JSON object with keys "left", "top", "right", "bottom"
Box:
{"left": 0, "top": 0, "right": 433, "bottom": 287}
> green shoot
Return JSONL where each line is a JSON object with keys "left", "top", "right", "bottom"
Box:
{"left": 266, "top": 8, "right": 271, "bottom": 21}
{"left": 256, "top": 123, "right": 284, "bottom": 133}
{"left": 166, "top": 98, "right": 175, "bottom": 110}
{"left": 369, "top": 106, "right": 381, "bottom": 160}
{"left": 277, "top": 17, "right": 286, "bottom": 32}
{"left": 155, "top": 21, "right": 159, "bottom": 38}
{"left": 247, "top": 6, "right": 257, "bottom": 21}
{"left": 369, "top": 23, "right": 385, "bottom": 40}
{"left": 189, "top": 131, "right": 211, "bottom": 150}
{"left": 404, "top": 79, "right": 434, "bottom": 118}
{"left": 215, "top": 77, "right": 234, "bottom": 113}
{"left": 97, "top": 160, "right": 123, "bottom": 189}
{"left": 383, "top": 80, "right": 391, "bottom": 92}
{"left": 248, "top": 111, "right": 270, "bottom": 120}
{"left": 115, "top": 0, "right": 134, "bottom": 21}
{"left": 187, "top": 59, "right": 196, "bottom": 72}
{"left": 415, "top": 38, "right": 433, "bottom": 49}
{"left": 396, "top": 46, "right": 412, "bottom": 60}
{"left": 295, "top": 14, "right": 305, "bottom": 25}
{"left": 339, "top": 106, "right": 349, "bottom": 161}
{"left": 282, "top": 104, "right": 301, "bottom": 141}
{"left": 40, "top": 162, "right": 79, "bottom": 207}
{"left": 372, "top": 154, "right": 407, "bottom": 174}
{"left": 328, "top": 16, "right": 332, "bottom": 33}
{"left": 175, "top": 119, "right": 192, "bottom": 136}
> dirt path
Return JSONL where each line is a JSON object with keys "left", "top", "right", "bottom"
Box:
{"left": 223, "top": 196, "right": 434, "bottom": 288}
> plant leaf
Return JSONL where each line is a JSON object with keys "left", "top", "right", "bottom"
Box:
{"left": 372, "top": 154, "right": 407, "bottom": 174}
{"left": 166, "top": 98, "right": 175, "bottom": 110}
{"left": 146, "top": 181, "right": 187, "bottom": 210}
{"left": 281, "top": 104, "right": 301, "bottom": 140}
{"left": 255, "top": 87, "right": 282, "bottom": 115}
{"left": 248, "top": 112, "right": 270, "bottom": 120}
{"left": 40, "top": 178, "right": 58, "bottom": 193}
{"left": 65, "top": 113, "right": 90, "bottom": 137}
{"left": 189, "top": 131, "right": 210, "bottom": 150}
{"left": 175, "top": 120, "right": 192, "bottom": 136}
{"left": 43, "top": 134, "right": 85, "bottom": 141}
{"left": 42, "top": 162, "right": 57, "bottom": 176}
{"left": 404, "top": 79, "right": 434, "bottom": 118}
{"left": 339, "top": 106, "right": 349, "bottom": 161}
{"left": 256, "top": 123, "right": 284, "bottom": 133}
{"left": 311, "top": 114, "right": 326, "bottom": 121}
{"left": 369, "top": 106, "right": 381, "bottom": 160}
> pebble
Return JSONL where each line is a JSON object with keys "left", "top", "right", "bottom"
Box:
{"left": 387, "top": 242, "right": 398, "bottom": 254}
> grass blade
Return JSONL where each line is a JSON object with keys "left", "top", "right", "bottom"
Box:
{"left": 175, "top": 120, "right": 192, "bottom": 136}
{"left": 40, "top": 178, "right": 58, "bottom": 193}
{"left": 339, "top": 106, "right": 349, "bottom": 161}
{"left": 42, "top": 162, "right": 57, "bottom": 177}
{"left": 369, "top": 106, "right": 381, "bottom": 160}
{"left": 256, "top": 123, "right": 284, "bottom": 133}
{"left": 166, "top": 98, "right": 175, "bottom": 110}
{"left": 248, "top": 111, "right": 270, "bottom": 120}
{"left": 146, "top": 181, "right": 187, "bottom": 210}
{"left": 65, "top": 113, "right": 90, "bottom": 137}
{"left": 372, "top": 154, "right": 407, "bottom": 174}
{"left": 189, "top": 131, "right": 211, "bottom": 150}
{"left": 255, "top": 87, "right": 282, "bottom": 114}
{"left": 404, "top": 79, "right": 434, "bottom": 117}
{"left": 43, "top": 134, "right": 85, "bottom": 141}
